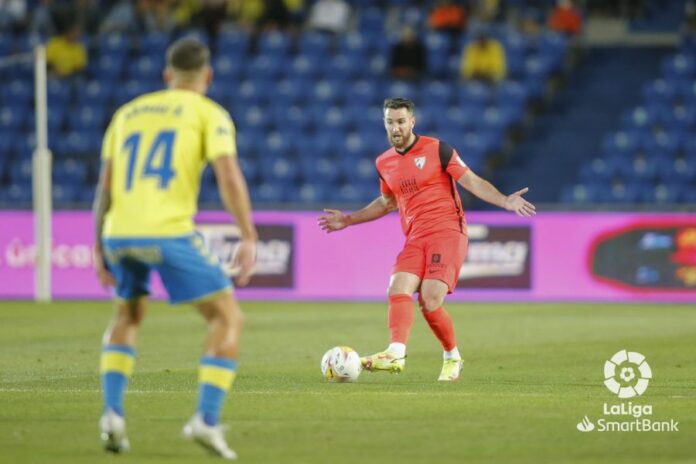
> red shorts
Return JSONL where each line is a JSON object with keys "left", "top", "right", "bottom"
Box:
{"left": 392, "top": 231, "right": 469, "bottom": 293}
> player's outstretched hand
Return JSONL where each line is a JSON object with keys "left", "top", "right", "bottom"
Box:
{"left": 232, "top": 239, "right": 256, "bottom": 287}
{"left": 504, "top": 187, "right": 536, "bottom": 217}
{"left": 318, "top": 209, "right": 349, "bottom": 233}
{"left": 94, "top": 248, "right": 116, "bottom": 288}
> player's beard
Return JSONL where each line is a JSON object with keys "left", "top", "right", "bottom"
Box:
{"left": 389, "top": 130, "right": 411, "bottom": 149}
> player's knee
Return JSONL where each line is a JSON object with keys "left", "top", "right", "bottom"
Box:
{"left": 420, "top": 294, "right": 444, "bottom": 312}
{"left": 116, "top": 302, "right": 144, "bottom": 326}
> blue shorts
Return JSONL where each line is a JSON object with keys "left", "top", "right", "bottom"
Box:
{"left": 102, "top": 234, "right": 231, "bottom": 304}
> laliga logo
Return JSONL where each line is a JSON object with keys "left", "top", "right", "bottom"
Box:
{"left": 604, "top": 350, "right": 652, "bottom": 399}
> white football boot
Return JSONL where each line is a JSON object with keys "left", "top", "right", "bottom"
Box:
{"left": 99, "top": 409, "right": 130, "bottom": 453}
{"left": 182, "top": 413, "right": 238, "bottom": 460}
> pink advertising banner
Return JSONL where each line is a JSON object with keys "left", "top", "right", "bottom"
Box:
{"left": 0, "top": 211, "right": 694, "bottom": 302}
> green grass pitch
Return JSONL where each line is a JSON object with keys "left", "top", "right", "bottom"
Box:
{"left": 1, "top": 301, "right": 695, "bottom": 464}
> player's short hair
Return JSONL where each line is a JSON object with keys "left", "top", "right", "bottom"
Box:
{"left": 166, "top": 38, "right": 210, "bottom": 73}
{"left": 383, "top": 97, "right": 415, "bottom": 114}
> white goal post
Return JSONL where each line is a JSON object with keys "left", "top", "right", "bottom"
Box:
{"left": 32, "top": 44, "right": 52, "bottom": 302}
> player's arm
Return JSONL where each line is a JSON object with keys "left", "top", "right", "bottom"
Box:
{"left": 93, "top": 160, "right": 116, "bottom": 287}
{"left": 212, "top": 155, "right": 258, "bottom": 286}
{"left": 318, "top": 194, "right": 397, "bottom": 233}
{"left": 457, "top": 169, "right": 536, "bottom": 217}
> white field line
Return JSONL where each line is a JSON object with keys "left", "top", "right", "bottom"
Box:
{"left": 0, "top": 388, "right": 694, "bottom": 400}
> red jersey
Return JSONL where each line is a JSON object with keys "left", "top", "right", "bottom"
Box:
{"left": 376, "top": 135, "right": 469, "bottom": 238}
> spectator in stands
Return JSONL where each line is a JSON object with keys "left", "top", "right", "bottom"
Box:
{"left": 0, "top": 0, "right": 27, "bottom": 33}
{"left": 30, "top": 0, "right": 56, "bottom": 36}
{"left": 75, "top": 0, "right": 101, "bottom": 35}
{"left": 46, "top": 20, "right": 87, "bottom": 78}
{"left": 307, "top": 0, "right": 350, "bottom": 35}
{"left": 259, "top": 0, "right": 291, "bottom": 30}
{"left": 100, "top": 0, "right": 158, "bottom": 35}
{"left": 390, "top": 27, "right": 427, "bottom": 81}
{"left": 460, "top": 30, "right": 506, "bottom": 83}
{"left": 428, "top": 0, "right": 467, "bottom": 36}
{"left": 548, "top": 0, "right": 582, "bottom": 36}
{"left": 228, "top": 0, "right": 264, "bottom": 32}
{"left": 193, "top": 0, "right": 230, "bottom": 38}
{"left": 682, "top": 1, "right": 696, "bottom": 39}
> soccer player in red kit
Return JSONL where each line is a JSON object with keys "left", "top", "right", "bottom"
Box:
{"left": 318, "top": 98, "right": 535, "bottom": 381}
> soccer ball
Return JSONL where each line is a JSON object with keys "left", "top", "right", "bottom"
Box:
{"left": 320, "top": 346, "right": 362, "bottom": 382}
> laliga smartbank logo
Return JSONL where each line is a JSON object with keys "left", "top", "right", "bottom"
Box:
{"left": 576, "top": 350, "right": 679, "bottom": 433}
{"left": 603, "top": 349, "right": 651, "bottom": 398}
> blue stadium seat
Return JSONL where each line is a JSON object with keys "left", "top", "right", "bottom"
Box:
{"left": 0, "top": 183, "right": 32, "bottom": 202}
{"left": 237, "top": 156, "right": 258, "bottom": 182}
{"left": 47, "top": 79, "right": 71, "bottom": 107}
{"left": 137, "top": 32, "right": 169, "bottom": 57}
{"left": 642, "top": 131, "right": 680, "bottom": 155}
{"left": 326, "top": 53, "right": 368, "bottom": 80}
{"left": 299, "top": 156, "right": 341, "bottom": 184}
{"left": 248, "top": 55, "right": 286, "bottom": 81}
{"left": 387, "top": 81, "right": 418, "bottom": 102}
{"left": 207, "top": 83, "right": 234, "bottom": 108}
{"left": 9, "top": 158, "right": 33, "bottom": 185}
{"left": 291, "top": 183, "right": 331, "bottom": 204}
{"left": 287, "top": 54, "right": 323, "bottom": 79}
{"left": 0, "top": 106, "right": 27, "bottom": 131}
{"left": 298, "top": 32, "right": 331, "bottom": 57}
{"left": 252, "top": 182, "right": 288, "bottom": 203}
{"left": 0, "top": 130, "right": 17, "bottom": 156}
{"left": 47, "top": 107, "right": 65, "bottom": 133}
{"left": 622, "top": 106, "right": 656, "bottom": 130}
{"left": 358, "top": 8, "right": 386, "bottom": 34}
{"left": 346, "top": 79, "right": 382, "bottom": 107}
{"left": 113, "top": 80, "right": 159, "bottom": 106}
{"left": 337, "top": 32, "right": 370, "bottom": 56}
{"left": 350, "top": 105, "right": 385, "bottom": 133}
{"left": 53, "top": 159, "right": 88, "bottom": 184}
{"left": 258, "top": 31, "right": 291, "bottom": 57}
{"left": 259, "top": 157, "right": 300, "bottom": 184}
{"left": 68, "top": 106, "right": 106, "bottom": 132}
{"left": 2, "top": 80, "right": 32, "bottom": 106}
{"left": 495, "top": 80, "right": 529, "bottom": 106}
{"left": 278, "top": 104, "right": 313, "bottom": 133}
{"left": 0, "top": 36, "right": 12, "bottom": 57}
{"left": 643, "top": 79, "right": 677, "bottom": 105}
{"left": 602, "top": 131, "right": 639, "bottom": 159}
{"left": 232, "top": 79, "right": 270, "bottom": 106}
{"left": 217, "top": 30, "right": 249, "bottom": 58}
{"left": 662, "top": 54, "right": 695, "bottom": 80}
{"left": 239, "top": 105, "right": 272, "bottom": 131}
{"left": 212, "top": 55, "right": 245, "bottom": 81}
{"left": 91, "top": 54, "right": 125, "bottom": 82}
{"left": 77, "top": 80, "right": 111, "bottom": 107}
{"left": 312, "top": 79, "right": 342, "bottom": 105}
{"left": 262, "top": 131, "right": 294, "bottom": 159}
{"left": 457, "top": 82, "right": 493, "bottom": 106}
{"left": 99, "top": 34, "right": 130, "bottom": 57}
{"left": 421, "top": 81, "right": 455, "bottom": 108}
{"left": 127, "top": 56, "right": 165, "bottom": 80}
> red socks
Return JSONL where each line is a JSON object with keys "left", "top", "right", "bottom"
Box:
{"left": 421, "top": 307, "right": 457, "bottom": 351}
{"left": 388, "top": 294, "right": 414, "bottom": 344}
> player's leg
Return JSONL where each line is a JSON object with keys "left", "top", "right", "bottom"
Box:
{"left": 99, "top": 244, "right": 152, "bottom": 453}
{"left": 418, "top": 280, "right": 462, "bottom": 381}
{"left": 419, "top": 232, "right": 468, "bottom": 381}
{"left": 157, "top": 235, "right": 238, "bottom": 459}
{"left": 361, "top": 253, "right": 422, "bottom": 374}
{"left": 181, "top": 292, "right": 242, "bottom": 460}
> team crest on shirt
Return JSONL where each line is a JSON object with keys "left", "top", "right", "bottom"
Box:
{"left": 414, "top": 156, "right": 426, "bottom": 170}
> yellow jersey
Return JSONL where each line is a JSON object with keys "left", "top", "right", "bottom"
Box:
{"left": 101, "top": 88, "right": 237, "bottom": 237}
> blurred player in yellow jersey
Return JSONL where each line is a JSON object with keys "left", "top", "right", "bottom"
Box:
{"left": 93, "top": 38, "right": 256, "bottom": 460}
